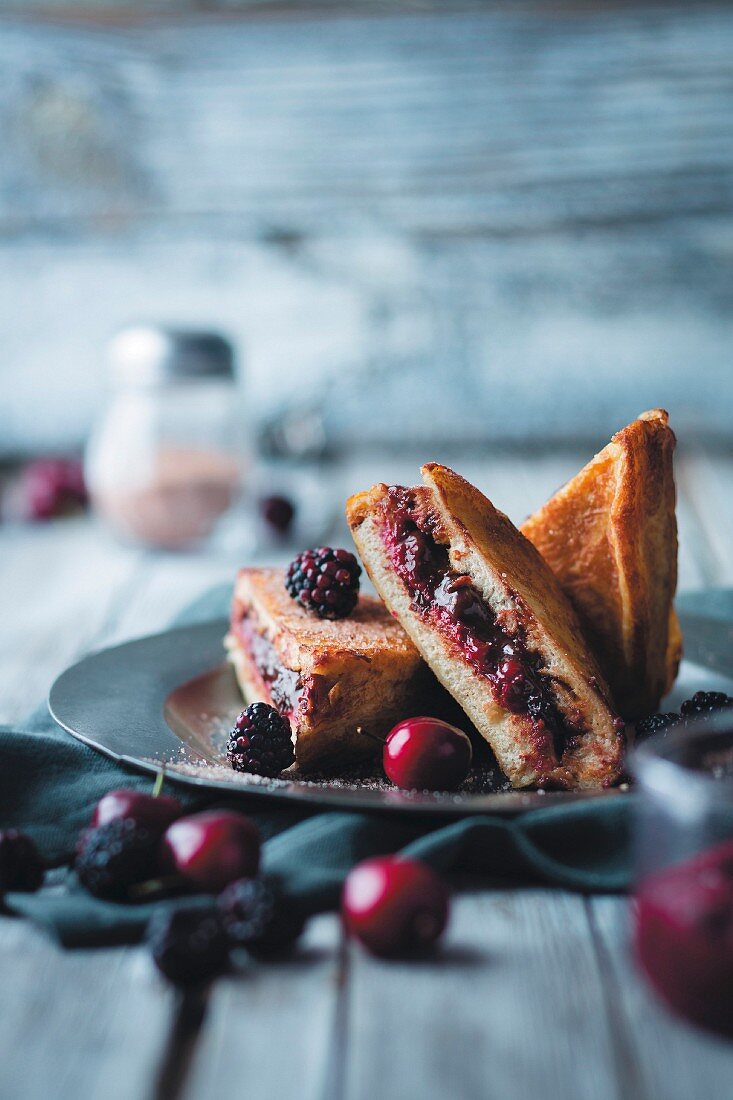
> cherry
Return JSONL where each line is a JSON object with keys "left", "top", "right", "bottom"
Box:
{"left": 341, "top": 856, "right": 449, "bottom": 957}
{"left": 19, "top": 458, "right": 87, "bottom": 521}
{"left": 634, "top": 840, "right": 733, "bottom": 1037}
{"left": 161, "top": 811, "right": 261, "bottom": 893}
{"left": 383, "top": 717, "right": 472, "bottom": 791}
{"left": 92, "top": 789, "right": 183, "bottom": 832}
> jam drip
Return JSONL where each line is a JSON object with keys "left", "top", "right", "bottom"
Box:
{"left": 235, "top": 617, "right": 302, "bottom": 717}
{"left": 380, "top": 487, "right": 568, "bottom": 759}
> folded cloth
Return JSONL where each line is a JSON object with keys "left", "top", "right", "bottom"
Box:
{"left": 1, "top": 585, "right": 632, "bottom": 947}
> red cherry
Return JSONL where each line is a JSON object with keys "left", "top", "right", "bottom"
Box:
{"left": 634, "top": 840, "right": 733, "bottom": 1036}
{"left": 92, "top": 790, "right": 183, "bottom": 832}
{"left": 161, "top": 811, "right": 261, "bottom": 892}
{"left": 20, "top": 458, "right": 87, "bottom": 521}
{"left": 342, "top": 856, "right": 449, "bottom": 957}
{"left": 383, "top": 717, "right": 472, "bottom": 791}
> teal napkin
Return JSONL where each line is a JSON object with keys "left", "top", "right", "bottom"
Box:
{"left": 1, "top": 588, "right": 632, "bottom": 947}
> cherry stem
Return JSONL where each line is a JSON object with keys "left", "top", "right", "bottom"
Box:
{"left": 152, "top": 766, "right": 166, "bottom": 799}
{"left": 358, "top": 728, "right": 386, "bottom": 746}
{"left": 128, "top": 875, "right": 181, "bottom": 901}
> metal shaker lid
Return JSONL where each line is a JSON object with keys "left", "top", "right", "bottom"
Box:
{"left": 107, "top": 325, "right": 235, "bottom": 386}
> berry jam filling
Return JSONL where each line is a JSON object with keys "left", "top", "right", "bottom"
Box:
{"left": 379, "top": 487, "right": 568, "bottom": 760}
{"left": 234, "top": 615, "right": 302, "bottom": 717}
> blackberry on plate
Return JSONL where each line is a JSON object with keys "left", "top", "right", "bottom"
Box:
{"left": 680, "top": 691, "right": 733, "bottom": 720}
{"left": 147, "top": 906, "right": 229, "bottom": 985}
{"left": 75, "top": 818, "right": 161, "bottom": 900}
{"left": 635, "top": 712, "right": 681, "bottom": 740}
{"left": 285, "top": 547, "right": 361, "bottom": 619}
{"left": 0, "top": 830, "right": 44, "bottom": 893}
{"left": 227, "top": 702, "right": 295, "bottom": 778}
{"left": 217, "top": 875, "right": 305, "bottom": 957}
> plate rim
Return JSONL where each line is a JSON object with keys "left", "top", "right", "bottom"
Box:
{"left": 48, "top": 613, "right": 725, "bottom": 817}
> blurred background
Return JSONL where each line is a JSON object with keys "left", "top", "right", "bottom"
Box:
{"left": 0, "top": 0, "right": 732, "bottom": 551}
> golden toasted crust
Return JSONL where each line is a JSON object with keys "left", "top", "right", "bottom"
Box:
{"left": 666, "top": 607, "right": 683, "bottom": 694}
{"left": 226, "top": 568, "right": 432, "bottom": 772}
{"left": 345, "top": 487, "right": 384, "bottom": 530}
{"left": 347, "top": 466, "right": 623, "bottom": 790}
{"left": 231, "top": 567, "right": 418, "bottom": 674}
{"left": 521, "top": 409, "right": 679, "bottom": 719}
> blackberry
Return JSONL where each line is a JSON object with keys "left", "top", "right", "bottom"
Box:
{"left": 680, "top": 691, "right": 733, "bottom": 719}
{"left": 147, "top": 906, "right": 229, "bottom": 986}
{"left": 75, "top": 818, "right": 160, "bottom": 900}
{"left": 0, "top": 830, "right": 44, "bottom": 893}
{"left": 227, "top": 702, "right": 295, "bottom": 778}
{"left": 634, "top": 712, "right": 681, "bottom": 741}
{"left": 285, "top": 547, "right": 361, "bottom": 619}
{"left": 217, "top": 876, "right": 304, "bottom": 958}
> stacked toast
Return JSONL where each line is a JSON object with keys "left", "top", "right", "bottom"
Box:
{"left": 226, "top": 410, "right": 679, "bottom": 790}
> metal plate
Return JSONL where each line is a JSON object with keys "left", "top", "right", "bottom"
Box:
{"left": 48, "top": 612, "right": 733, "bottom": 817}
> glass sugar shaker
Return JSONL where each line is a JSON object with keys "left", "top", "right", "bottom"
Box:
{"left": 86, "top": 326, "right": 245, "bottom": 549}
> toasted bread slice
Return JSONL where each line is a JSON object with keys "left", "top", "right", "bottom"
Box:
{"left": 521, "top": 409, "right": 679, "bottom": 720}
{"left": 347, "top": 465, "right": 623, "bottom": 789}
{"left": 225, "top": 567, "right": 438, "bottom": 773}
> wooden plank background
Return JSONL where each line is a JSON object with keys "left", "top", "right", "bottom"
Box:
{"left": 1, "top": 2, "right": 732, "bottom": 456}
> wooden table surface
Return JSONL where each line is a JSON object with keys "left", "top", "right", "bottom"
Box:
{"left": 1, "top": 447, "right": 733, "bottom": 1100}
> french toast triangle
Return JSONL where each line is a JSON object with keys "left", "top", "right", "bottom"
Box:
{"left": 521, "top": 409, "right": 680, "bottom": 721}
{"left": 346, "top": 464, "right": 624, "bottom": 790}
{"left": 226, "top": 567, "right": 441, "bottom": 773}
